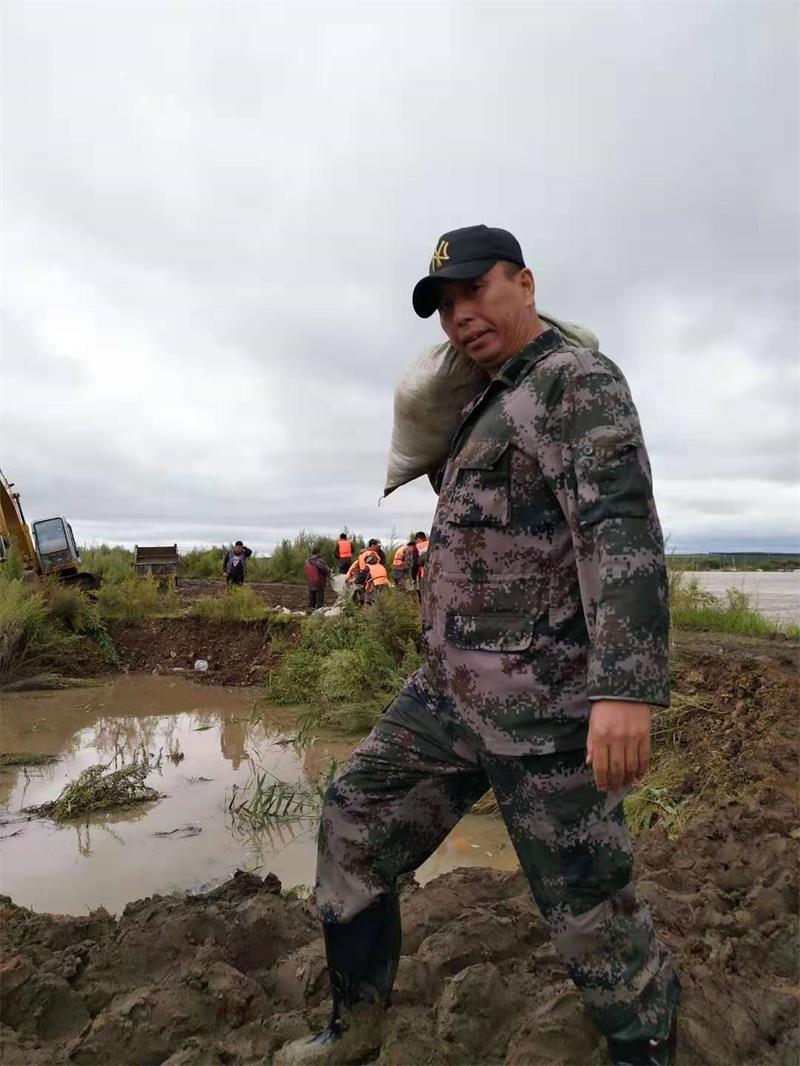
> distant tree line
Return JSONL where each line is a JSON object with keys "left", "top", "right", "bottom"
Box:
{"left": 668, "top": 553, "right": 799, "bottom": 572}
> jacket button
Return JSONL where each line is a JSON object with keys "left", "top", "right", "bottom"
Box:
{"left": 581, "top": 443, "right": 595, "bottom": 456}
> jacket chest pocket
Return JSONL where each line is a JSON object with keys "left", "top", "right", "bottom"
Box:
{"left": 446, "top": 439, "right": 510, "bottom": 527}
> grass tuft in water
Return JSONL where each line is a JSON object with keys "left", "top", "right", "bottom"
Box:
{"left": 27, "top": 755, "right": 161, "bottom": 821}
{"left": 227, "top": 758, "right": 340, "bottom": 830}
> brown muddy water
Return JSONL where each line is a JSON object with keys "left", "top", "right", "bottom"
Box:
{"left": 684, "top": 570, "right": 800, "bottom": 623}
{"left": 0, "top": 675, "right": 517, "bottom": 915}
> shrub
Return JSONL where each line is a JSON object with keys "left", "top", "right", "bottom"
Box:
{"left": 264, "top": 531, "right": 364, "bottom": 584}
{"left": 180, "top": 547, "right": 227, "bottom": 579}
{"left": 78, "top": 544, "right": 134, "bottom": 583}
{"left": 0, "top": 578, "right": 63, "bottom": 689}
{"left": 263, "top": 591, "right": 422, "bottom": 727}
{"left": 363, "top": 588, "right": 423, "bottom": 660}
{"left": 95, "top": 576, "right": 177, "bottom": 621}
{"left": 0, "top": 573, "right": 118, "bottom": 689}
{"left": 267, "top": 649, "right": 321, "bottom": 704}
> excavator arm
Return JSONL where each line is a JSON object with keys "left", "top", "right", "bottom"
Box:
{"left": 0, "top": 468, "right": 39, "bottom": 573}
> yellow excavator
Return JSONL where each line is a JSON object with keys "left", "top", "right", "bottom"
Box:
{"left": 0, "top": 468, "right": 100, "bottom": 589}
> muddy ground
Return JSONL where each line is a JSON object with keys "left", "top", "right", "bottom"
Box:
{"left": 173, "top": 579, "right": 312, "bottom": 614}
{"left": 1, "top": 633, "right": 797, "bottom": 1065}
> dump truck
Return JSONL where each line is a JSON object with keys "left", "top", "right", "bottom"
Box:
{"left": 133, "top": 544, "right": 180, "bottom": 587}
{"left": 0, "top": 468, "right": 100, "bottom": 589}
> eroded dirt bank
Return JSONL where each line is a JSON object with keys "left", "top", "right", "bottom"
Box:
{"left": 106, "top": 581, "right": 309, "bottom": 685}
{"left": 1, "top": 635, "right": 797, "bottom": 1065}
{"left": 107, "top": 617, "right": 296, "bottom": 686}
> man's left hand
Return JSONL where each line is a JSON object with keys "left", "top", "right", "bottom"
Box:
{"left": 586, "top": 700, "right": 652, "bottom": 792}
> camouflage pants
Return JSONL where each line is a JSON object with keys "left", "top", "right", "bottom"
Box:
{"left": 316, "top": 683, "right": 679, "bottom": 1044}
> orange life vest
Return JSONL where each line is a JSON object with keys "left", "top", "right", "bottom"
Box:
{"left": 367, "top": 561, "right": 390, "bottom": 588}
{"left": 345, "top": 550, "right": 371, "bottom": 581}
{"left": 338, "top": 538, "right": 353, "bottom": 559}
{"left": 392, "top": 546, "right": 408, "bottom": 568}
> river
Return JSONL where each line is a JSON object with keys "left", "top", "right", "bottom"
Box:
{"left": 681, "top": 570, "right": 800, "bottom": 624}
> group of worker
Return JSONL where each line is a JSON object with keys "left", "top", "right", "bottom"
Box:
{"left": 331, "top": 531, "right": 429, "bottom": 604}
{"left": 222, "top": 534, "right": 428, "bottom": 610}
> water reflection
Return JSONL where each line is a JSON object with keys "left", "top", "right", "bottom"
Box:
{"left": 0, "top": 675, "right": 517, "bottom": 914}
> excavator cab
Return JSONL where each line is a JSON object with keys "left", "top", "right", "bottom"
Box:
{"left": 32, "top": 518, "right": 82, "bottom": 575}
{"left": 1, "top": 468, "right": 99, "bottom": 589}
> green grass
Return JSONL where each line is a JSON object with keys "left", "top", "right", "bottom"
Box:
{"left": 94, "top": 576, "right": 180, "bottom": 621}
{"left": 0, "top": 572, "right": 118, "bottom": 690}
{"left": 190, "top": 586, "right": 271, "bottom": 621}
{"left": 262, "top": 589, "right": 422, "bottom": 730}
{"left": 669, "top": 572, "right": 799, "bottom": 639}
{"left": 226, "top": 756, "right": 341, "bottom": 831}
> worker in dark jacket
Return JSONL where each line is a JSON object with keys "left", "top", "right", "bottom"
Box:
{"left": 391, "top": 541, "right": 415, "bottom": 587}
{"left": 367, "top": 538, "right": 385, "bottom": 566}
{"left": 276, "top": 226, "right": 679, "bottom": 1066}
{"left": 304, "top": 546, "right": 330, "bottom": 610}
{"left": 222, "top": 541, "right": 252, "bottom": 587}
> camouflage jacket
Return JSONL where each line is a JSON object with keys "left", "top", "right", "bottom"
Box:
{"left": 415, "top": 327, "right": 670, "bottom": 755}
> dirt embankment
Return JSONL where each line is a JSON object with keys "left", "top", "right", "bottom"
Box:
{"left": 103, "top": 580, "right": 310, "bottom": 686}
{"left": 1, "top": 635, "right": 797, "bottom": 1065}
{"left": 107, "top": 617, "right": 298, "bottom": 687}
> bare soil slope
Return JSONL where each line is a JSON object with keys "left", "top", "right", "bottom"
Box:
{"left": 107, "top": 617, "right": 296, "bottom": 687}
{"left": 1, "top": 634, "right": 797, "bottom": 1065}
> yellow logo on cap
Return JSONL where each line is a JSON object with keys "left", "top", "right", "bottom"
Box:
{"left": 430, "top": 239, "right": 450, "bottom": 272}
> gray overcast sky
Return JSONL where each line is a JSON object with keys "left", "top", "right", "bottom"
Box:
{"left": 1, "top": 0, "right": 797, "bottom": 555}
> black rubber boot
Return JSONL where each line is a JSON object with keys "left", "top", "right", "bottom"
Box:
{"left": 608, "top": 1011, "right": 678, "bottom": 1066}
{"left": 273, "top": 895, "right": 401, "bottom": 1066}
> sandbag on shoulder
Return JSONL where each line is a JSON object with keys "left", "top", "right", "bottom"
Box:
{"left": 383, "top": 313, "right": 599, "bottom": 496}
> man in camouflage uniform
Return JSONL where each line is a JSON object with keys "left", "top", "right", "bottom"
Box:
{"left": 275, "top": 226, "right": 680, "bottom": 1066}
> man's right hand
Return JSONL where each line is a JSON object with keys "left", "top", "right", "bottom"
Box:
{"left": 586, "top": 700, "right": 652, "bottom": 792}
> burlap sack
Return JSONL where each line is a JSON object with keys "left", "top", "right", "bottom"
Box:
{"left": 384, "top": 314, "right": 599, "bottom": 495}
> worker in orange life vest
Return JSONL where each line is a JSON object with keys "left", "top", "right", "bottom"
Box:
{"left": 344, "top": 540, "right": 382, "bottom": 581}
{"left": 392, "top": 541, "right": 416, "bottom": 587}
{"left": 354, "top": 552, "right": 389, "bottom": 603}
{"left": 335, "top": 533, "right": 353, "bottom": 574}
{"left": 345, "top": 544, "right": 375, "bottom": 605}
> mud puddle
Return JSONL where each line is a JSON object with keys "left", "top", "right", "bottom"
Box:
{"left": 0, "top": 675, "right": 515, "bottom": 914}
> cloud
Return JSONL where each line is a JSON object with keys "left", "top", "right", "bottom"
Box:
{"left": 1, "top": 0, "right": 796, "bottom": 555}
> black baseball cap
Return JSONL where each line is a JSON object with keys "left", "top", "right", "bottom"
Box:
{"left": 412, "top": 225, "right": 525, "bottom": 318}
